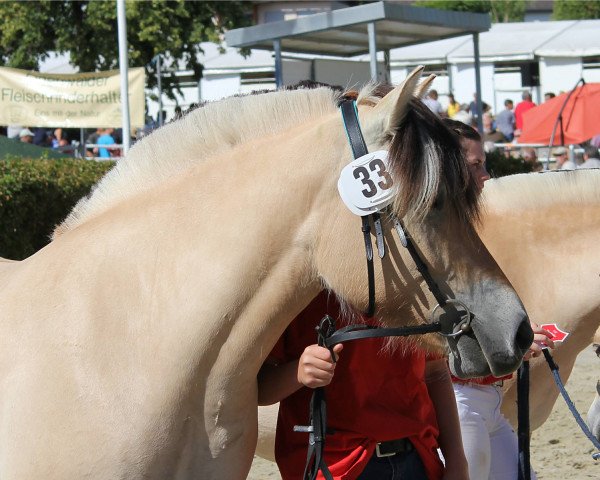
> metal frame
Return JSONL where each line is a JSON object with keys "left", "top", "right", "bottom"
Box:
{"left": 226, "top": 1, "right": 489, "bottom": 132}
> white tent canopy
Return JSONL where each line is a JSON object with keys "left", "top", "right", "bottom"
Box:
{"left": 387, "top": 19, "right": 599, "bottom": 65}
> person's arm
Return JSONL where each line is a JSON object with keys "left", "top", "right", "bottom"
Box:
{"left": 425, "top": 358, "right": 469, "bottom": 480}
{"left": 258, "top": 344, "right": 343, "bottom": 406}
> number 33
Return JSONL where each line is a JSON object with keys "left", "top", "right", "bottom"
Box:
{"left": 353, "top": 158, "right": 393, "bottom": 198}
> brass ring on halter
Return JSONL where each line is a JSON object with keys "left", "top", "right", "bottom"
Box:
{"left": 430, "top": 299, "right": 472, "bottom": 338}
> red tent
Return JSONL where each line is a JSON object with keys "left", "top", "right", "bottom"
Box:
{"left": 519, "top": 82, "right": 600, "bottom": 145}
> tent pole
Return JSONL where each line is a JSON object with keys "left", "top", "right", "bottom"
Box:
{"left": 116, "top": 0, "right": 131, "bottom": 155}
{"left": 368, "top": 22, "right": 378, "bottom": 81}
{"left": 472, "top": 32, "right": 484, "bottom": 135}
{"left": 273, "top": 39, "right": 283, "bottom": 88}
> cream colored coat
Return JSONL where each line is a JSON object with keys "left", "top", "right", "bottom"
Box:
{"left": 0, "top": 70, "right": 529, "bottom": 479}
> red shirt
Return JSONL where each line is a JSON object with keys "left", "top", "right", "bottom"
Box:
{"left": 514, "top": 100, "right": 536, "bottom": 130}
{"left": 270, "top": 292, "right": 443, "bottom": 480}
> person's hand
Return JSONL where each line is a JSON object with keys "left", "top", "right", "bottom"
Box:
{"left": 524, "top": 322, "right": 555, "bottom": 360}
{"left": 297, "top": 344, "right": 343, "bottom": 388}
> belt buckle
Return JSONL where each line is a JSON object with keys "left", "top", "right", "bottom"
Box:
{"left": 375, "top": 442, "right": 397, "bottom": 458}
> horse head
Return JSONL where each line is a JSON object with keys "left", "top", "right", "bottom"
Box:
{"left": 314, "top": 67, "right": 532, "bottom": 378}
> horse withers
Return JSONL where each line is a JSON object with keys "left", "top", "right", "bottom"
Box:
{"left": 0, "top": 68, "right": 530, "bottom": 479}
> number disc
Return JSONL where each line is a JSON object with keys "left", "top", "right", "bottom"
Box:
{"left": 338, "top": 150, "right": 396, "bottom": 216}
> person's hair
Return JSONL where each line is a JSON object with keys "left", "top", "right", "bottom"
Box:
{"left": 584, "top": 145, "right": 599, "bottom": 158}
{"left": 522, "top": 91, "right": 532, "bottom": 100}
{"left": 443, "top": 118, "right": 481, "bottom": 142}
{"left": 429, "top": 89, "right": 438, "bottom": 98}
{"left": 544, "top": 92, "right": 556, "bottom": 99}
{"left": 504, "top": 99, "right": 513, "bottom": 107}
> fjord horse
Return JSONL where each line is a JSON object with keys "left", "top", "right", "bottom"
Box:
{"left": 0, "top": 69, "right": 529, "bottom": 479}
{"left": 256, "top": 169, "right": 600, "bottom": 461}
{"left": 478, "top": 170, "right": 600, "bottom": 430}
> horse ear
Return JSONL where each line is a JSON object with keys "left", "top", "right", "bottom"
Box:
{"left": 415, "top": 74, "right": 436, "bottom": 99}
{"left": 369, "top": 65, "right": 424, "bottom": 138}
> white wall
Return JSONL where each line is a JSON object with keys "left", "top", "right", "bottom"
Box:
{"left": 200, "top": 74, "right": 241, "bottom": 102}
{"left": 450, "top": 62, "right": 495, "bottom": 112}
{"left": 540, "top": 58, "right": 583, "bottom": 96}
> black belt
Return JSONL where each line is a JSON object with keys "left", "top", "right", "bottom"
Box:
{"left": 375, "top": 438, "right": 414, "bottom": 457}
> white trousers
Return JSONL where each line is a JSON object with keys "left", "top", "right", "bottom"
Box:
{"left": 453, "top": 383, "right": 537, "bottom": 480}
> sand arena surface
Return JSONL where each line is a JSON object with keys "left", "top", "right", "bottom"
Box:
{"left": 247, "top": 347, "right": 599, "bottom": 479}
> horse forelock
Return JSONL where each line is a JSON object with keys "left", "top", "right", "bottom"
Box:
{"left": 387, "top": 98, "right": 480, "bottom": 227}
{"left": 483, "top": 169, "right": 600, "bottom": 212}
{"left": 52, "top": 86, "right": 343, "bottom": 239}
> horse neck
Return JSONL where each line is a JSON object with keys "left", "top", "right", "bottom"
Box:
{"left": 480, "top": 200, "right": 600, "bottom": 349}
{"left": 78, "top": 112, "right": 348, "bottom": 374}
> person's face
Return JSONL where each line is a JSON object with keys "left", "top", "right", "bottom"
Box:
{"left": 461, "top": 137, "right": 489, "bottom": 194}
{"left": 21, "top": 135, "right": 33, "bottom": 143}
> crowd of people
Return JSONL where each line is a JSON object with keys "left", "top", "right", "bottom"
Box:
{"left": 421, "top": 89, "right": 600, "bottom": 171}
{"left": 1, "top": 125, "right": 124, "bottom": 159}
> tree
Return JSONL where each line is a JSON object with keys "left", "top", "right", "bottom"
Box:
{"left": 414, "top": 0, "right": 526, "bottom": 23}
{"left": 0, "top": 1, "right": 253, "bottom": 99}
{"left": 553, "top": 0, "right": 600, "bottom": 20}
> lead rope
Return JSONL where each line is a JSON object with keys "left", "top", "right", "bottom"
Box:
{"left": 517, "top": 361, "right": 531, "bottom": 480}
{"left": 541, "top": 349, "right": 600, "bottom": 460}
{"left": 518, "top": 349, "right": 600, "bottom": 480}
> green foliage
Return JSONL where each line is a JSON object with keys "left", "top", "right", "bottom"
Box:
{"left": 415, "top": 0, "right": 526, "bottom": 22}
{"left": 485, "top": 149, "right": 534, "bottom": 178}
{"left": 0, "top": 1, "right": 253, "bottom": 99}
{"left": 0, "top": 158, "right": 113, "bottom": 259}
{"left": 553, "top": 0, "right": 600, "bottom": 20}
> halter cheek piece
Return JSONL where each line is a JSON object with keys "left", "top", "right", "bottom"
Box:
{"left": 298, "top": 99, "right": 472, "bottom": 480}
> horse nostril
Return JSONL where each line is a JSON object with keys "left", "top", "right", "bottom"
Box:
{"left": 515, "top": 317, "right": 534, "bottom": 353}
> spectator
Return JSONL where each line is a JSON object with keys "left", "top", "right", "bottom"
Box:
{"left": 423, "top": 89, "right": 446, "bottom": 117}
{"left": 468, "top": 93, "right": 481, "bottom": 123}
{"left": 96, "top": 128, "right": 116, "bottom": 159}
{"left": 446, "top": 93, "right": 461, "bottom": 118}
{"left": 552, "top": 146, "right": 575, "bottom": 170}
{"left": 85, "top": 128, "right": 103, "bottom": 157}
{"left": 579, "top": 145, "right": 600, "bottom": 169}
{"left": 514, "top": 91, "right": 536, "bottom": 138}
{"left": 33, "top": 128, "right": 51, "bottom": 147}
{"left": 495, "top": 99, "right": 515, "bottom": 142}
{"left": 522, "top": 147, "right": 543, "bottom": 172}
{"left": 19, "top": 128, "right": 34, "bottom": 144}
{"left": 544, "top": 92, "right": 556, "bottom": 102}
{"left": 7, "top": 124, "right": 22, "bottom": 139}
{"left": 51, "top": 128, "right": 65, "bottom": 149}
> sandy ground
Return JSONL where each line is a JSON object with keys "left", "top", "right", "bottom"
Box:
{"left": 247, "top": 347, "right": 599, "bottom": 479}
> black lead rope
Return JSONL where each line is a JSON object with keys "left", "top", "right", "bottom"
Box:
{"left": 541, "top": 349, "right": 600, "bottom": 459}
{"left": 298, "top": 315, "right": 443, "bottom": 480}
{"left": 518, "top": 349, "right": 600, "bottom": 480}
{"left": 517, "top": 361, "right": 531, "bottom": 480}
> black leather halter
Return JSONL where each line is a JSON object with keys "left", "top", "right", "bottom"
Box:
{"left": 338, "top": 99, "right": 471, "bottom": 335}
{"left": 298, "top": 99, "right": 473, "bottom": 480}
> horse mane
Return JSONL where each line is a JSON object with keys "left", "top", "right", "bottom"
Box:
{"left": 482, "top": 169, "right": 600, "bottom": 213}
{"left": 387, "top": 96, "right": 479, "bottom": 227}
{"left": 52, "top": 86, "right": 341, "bottom": 238}
{"left": 53, "top": 81, "right": 479, "bottom": 238}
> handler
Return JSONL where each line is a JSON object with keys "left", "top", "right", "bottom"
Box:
{"left": 444, "top": 118, "right": 555, "bottom": 480}
{"left": 258, "top": 290, "right": 469, "bottom": 480}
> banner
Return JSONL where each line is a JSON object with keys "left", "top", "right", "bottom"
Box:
{"left": 0, "top": 67, "right": 145, "bottom": 128}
